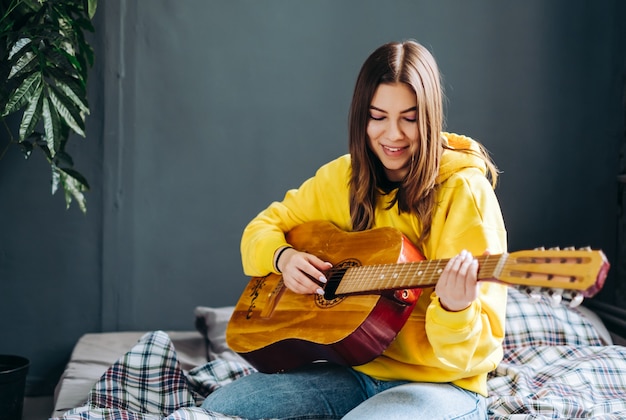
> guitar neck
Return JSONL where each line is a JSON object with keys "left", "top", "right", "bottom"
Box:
{"left": 333, "top": 248, "right": 608, "bottom": 298}
{"left": 335, "top": 254, "right": 504, "bottom": 295}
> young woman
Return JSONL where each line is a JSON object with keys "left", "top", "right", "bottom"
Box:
{"left": 202, "top": 40, "right": 507, "bottom": 420}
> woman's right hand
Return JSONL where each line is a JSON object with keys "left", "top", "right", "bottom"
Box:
{"left": 276, "top": 248, "right": 333, "bottom": 295}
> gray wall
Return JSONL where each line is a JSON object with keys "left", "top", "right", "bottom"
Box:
{"left": 1, "top": 0, "right": 624, "bottom": 395}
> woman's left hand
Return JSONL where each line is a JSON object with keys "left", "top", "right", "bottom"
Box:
{"left": 435, "top": 250, "right": 482, "bottom": 312}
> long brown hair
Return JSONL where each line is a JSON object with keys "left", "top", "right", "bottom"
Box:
{"left": 348, "top": 40, "right": 498, "bottom": 246}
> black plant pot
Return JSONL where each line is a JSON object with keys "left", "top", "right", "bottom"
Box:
{"left": 0, "top": 355, "right": 30, "bottom": 420}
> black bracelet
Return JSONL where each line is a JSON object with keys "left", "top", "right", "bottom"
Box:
{"left": 275, "top": 246, "right": 293, "bottom": 273}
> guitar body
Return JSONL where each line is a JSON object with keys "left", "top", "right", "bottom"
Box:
{"left": 226, "top": 221, "right": 425, "bottom": 373}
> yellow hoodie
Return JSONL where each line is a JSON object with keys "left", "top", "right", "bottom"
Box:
{"left": 240, "top": 133, "right": 508, "bottom": 396}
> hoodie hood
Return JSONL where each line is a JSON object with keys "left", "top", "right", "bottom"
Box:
{"left": 436, "top": 132, "right": 488, "bottom": 184}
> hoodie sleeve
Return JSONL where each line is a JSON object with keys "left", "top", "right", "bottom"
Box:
{"left": 424, "top": 167, "right": 508, "bottom": 371}
{"left": 240, "top": 156, "right": 352, "bottom": 277}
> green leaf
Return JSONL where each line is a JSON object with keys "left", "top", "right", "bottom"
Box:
{"left": 75, "top": 17, "right": 95, "bottom": 33}
{"left": 19, "top": 85, "right": 43, "bottom": 140}
{"left": 73, "top": 48, "right": 89, "bottom": 81}
{"left": 82, "top": 42, "right": 94, "bottom": 68}
{"left": 51, "top": 164, "right": 88, "bottom": 213}
{"left": 8, "top": 50, "right": 37, "bottom": 80}
{"left": 46, "top": 67, "right": 86, "bottom": 95}
{"left": 60, "top": 167, "right": 90, "bottom": 190}
{"left": 46, "top": 48, "right": 82, "bottom": 80}
{"left": 2, "top": 71, "right": 42, "bottom": 116}
{"left": 41, "top": 96, "right": 54, "bottom": 153}
{"left": 38, "top": 26, "right": 66, "bottom": 46}
{"left": 22, "top": 0, "right": 42, "bottom": 11}
{"left": 51, "top": 162, "right": 60, "bottom": 194}
{"left": 41, "top": 95, "right": 63, "bottom": 155}
{"left": 86, "top": 0, "right": 97, "bottom": 20}
{"left": 72, "top": 23, "right": 95, "bottom": 68}
{"left": 54, "top": 79, "right": 89, "bottom": 114}
{"left": 47, "top": 85, "right": 85, "bottom": 137}
{"left": 7, "top": 38, "right": 32, "bottom": 61}
{"left": 49, "top": 1, "right": 70, "bottom": 23}
{"left": 60, "top": 48, "right": 83, "bottom": 74}
{"left": 54, "top": 151, "right": 74, "bottom": 167}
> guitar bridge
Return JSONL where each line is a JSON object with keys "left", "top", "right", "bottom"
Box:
{"left": 260, "top": 279, "right": 286, "bottom": 319}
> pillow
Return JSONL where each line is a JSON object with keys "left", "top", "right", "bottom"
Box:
{"left": 503, "top": 287, "right": 608, "bottom": 351}
{"left": 194, "top": 306, "right": 249, "bottom": 364}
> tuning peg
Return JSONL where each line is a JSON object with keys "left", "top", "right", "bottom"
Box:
{"left": 569, "top": 294, "right": 585, "bottom": 308}
{"left": 518, "top": 286, "right": 542, "bottom": 303}
{"left": 547, "top": 289, "right": 563, "bottom": 306}
{"left": 580, "top": 246, "right": 592, "bottom": 251}
{"left": 534, "top": 246, "right": 545, "bottom": 251}
{"left": 548, "top": 246, "right": 560, "bottom": 251}
{"left": 563, "top": 246, "right": 575, "bottom": 251}
{"left": 560, "top": 291, "right": 584, "bottom": 308}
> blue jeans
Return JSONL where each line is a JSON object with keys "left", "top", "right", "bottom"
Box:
{"left": 201, "top": 363, "right": 486, "bottom": 419}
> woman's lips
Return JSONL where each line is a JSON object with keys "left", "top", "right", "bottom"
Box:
{"left": 382, "top": 145, "right": 409, "bottom": 155}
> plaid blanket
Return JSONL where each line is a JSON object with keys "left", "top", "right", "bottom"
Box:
{"left": 487, "top": 345, "right": 626, "bottom": 419}
{"left": 53, "top": 331, "right": 254, "bottom": 420}
{"left": 52, "top": 330, "right": 626, "bottom": 420}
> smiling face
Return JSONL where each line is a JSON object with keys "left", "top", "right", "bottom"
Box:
{"left": 367, "top": 82, "right": 419, "bottom": 182}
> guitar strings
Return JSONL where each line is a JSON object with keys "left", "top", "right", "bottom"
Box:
{"left": 336, "top": 256, "right": 503, "bottom": 293}
{"left": 336, "top": 254, "right": 589, "bottom": 294}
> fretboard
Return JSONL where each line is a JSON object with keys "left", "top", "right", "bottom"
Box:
{"left": 334, "top": 254, "right": 507, "bottom": 295}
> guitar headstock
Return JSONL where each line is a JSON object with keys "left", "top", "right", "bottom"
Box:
{"left": 495, "top": 247, "right": 610, "bottom": 305}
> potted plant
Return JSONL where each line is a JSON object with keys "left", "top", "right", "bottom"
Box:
{"left": 0, "top": 0, "right": 96, "bottom": 417}
{"left": 0, "top": 0, "right": 97, "bottom": 213}
{"left": 0, "top": 355, "right": 29, "bottom": 418}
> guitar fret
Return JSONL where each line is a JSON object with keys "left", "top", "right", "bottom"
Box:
{"left": 493, "top": 253, "right": 509, "bottom": 278}
{"left": 428, "top": 259, "right": 438, "bottom": 284}
{"left": 401, "top": 264, "right": 410, "bottom": 287}
{"left": 375, "top": 266, "right": 386, "bottom": 288}
{"left": 382, "top": 266, "right": 390, "bottom": 287}
{"left": 413, "top": 262, "right": 424, "bottom": 287}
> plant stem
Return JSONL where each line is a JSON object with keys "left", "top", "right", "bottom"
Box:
{"left": 1, "top": 1, "right": 27, "bottom": 160}
{"left": 0, "top": 117, "right": 17, "bottom": 161}
{"left": 0, "top": 0, "right": 23, "bottom": 27}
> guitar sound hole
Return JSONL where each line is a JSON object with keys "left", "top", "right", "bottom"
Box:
{"left": 323, "top": 269, "right": 345, "bottom": 300}
{"left": 321, "top": 259, "right": 360, "bottom": 303}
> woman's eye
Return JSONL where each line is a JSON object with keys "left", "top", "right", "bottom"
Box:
{"left": 404, "top": 117, "right": 417, "bottom": 122}
{"left": 369, "top": 114, "right": 385, "bottom": 121}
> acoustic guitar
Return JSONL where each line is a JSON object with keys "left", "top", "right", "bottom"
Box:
{"left": 226, "top": 221, "right": 610, "bottom": 373}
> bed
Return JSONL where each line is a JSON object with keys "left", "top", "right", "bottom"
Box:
{"left": 51, "top": 288, "right": 626, "bottom": 419}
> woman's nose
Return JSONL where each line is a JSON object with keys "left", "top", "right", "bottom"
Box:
{"left": 386, "top": 120, "right": 403, "bottom": 141}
